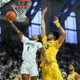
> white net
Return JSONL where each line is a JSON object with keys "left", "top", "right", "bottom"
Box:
{"left": 0, "top": 0, "right": 5, "bottom": 7}
{"left": 0, "top": 0, "right": 11, "bottom": 7}
{"left": 12, "top": 0, "right": 32, "bottom": 22}
{"left": 12, "top": 6, "right": 30, "bottom": 22}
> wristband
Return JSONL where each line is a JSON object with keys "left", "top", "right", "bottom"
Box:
{"left": 56, "top": 22, "right": 61, "bottom": 28}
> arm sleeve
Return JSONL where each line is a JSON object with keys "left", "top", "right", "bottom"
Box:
{"left": 54, "top": 40, "right": 62, "bottom": 49}
{"left": 37, "top": 42, "right": 43, "bottom": 49}
{"left": 21, "top": 35, "right": 29, "bottom": 43}
{"left": 42, "top": 35, "right": 47, "bottom": 44}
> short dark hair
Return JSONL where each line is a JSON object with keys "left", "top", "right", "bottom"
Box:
{"left": 51, "top": 30, "right": 60, "bottom": 40}
{"left": 69, "top": 63, "right": 76, "bottom": 71}
{"left": 69, "top": 63, "right": 75, "bottom": 68}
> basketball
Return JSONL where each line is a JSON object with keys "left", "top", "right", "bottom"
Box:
{"left": 6, "top": 11, "right": 16, "bottom": 21}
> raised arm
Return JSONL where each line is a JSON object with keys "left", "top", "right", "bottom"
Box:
{"left": 9, "top": 21, "right": 23, "bottom": 40}
{"left": 53, "top": 16, "right": 66, "bottom": 44}
{"left": 41, "top": 7, "right": 47, "bottom": 38}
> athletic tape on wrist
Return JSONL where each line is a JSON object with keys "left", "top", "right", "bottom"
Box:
{"left": 56, "top": 22, "right": 61, "bottom": 28}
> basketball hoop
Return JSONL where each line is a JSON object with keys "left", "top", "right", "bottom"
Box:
{"left": 11, "top": 0, "right": 32, "bottom": 22}
{"left": 0, "top": 1, "right": 5, "bottom": 7}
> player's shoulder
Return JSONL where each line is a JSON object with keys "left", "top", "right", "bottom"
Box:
{"left": 36, "top": 42, "right": 42, "bottom": 46}
{"left": 42, "top": 35, "right": 47, "bottom": 41}
{"left": 74, "top": 72, "right": 79, "bottom": 75}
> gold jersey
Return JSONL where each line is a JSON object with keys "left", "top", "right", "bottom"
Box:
{"left": 68, "top": 72, "right": 79, "bottom": 80}
{"left": 40, "top": 35, "right": 61, "bottom": 67}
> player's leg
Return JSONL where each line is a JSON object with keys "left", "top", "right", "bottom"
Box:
{"left": 51, "top": 63, "right": 63, "bottom": 80}
{"left": 21, "top": 62, "right": 30, "bottom": 80}
{"left": 42, "top": 73, "right": 53, "bottom": 80}
{"left": 42, "top": 63, "right": 63, "bottom": 80}
{"left": 21, "top": 74, "right": 30, "bottom": 80}
{"left": 30, "top": 62, "right": 38, "bottom": 80}
{"left": 42, "top": 66, "right": 53, "bottom": 80}
{"left": 31, "top": 76, "right": 37, "bottom": 80}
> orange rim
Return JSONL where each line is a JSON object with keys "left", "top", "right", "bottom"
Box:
{"left": 11, "top": 0, "right": 32, "bottom": 8}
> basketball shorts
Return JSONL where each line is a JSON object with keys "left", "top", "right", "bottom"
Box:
{"left": 42, "top": 62, "right": 63, "bottom": 80}
{"left": 21, "top": 61, "right": 38, "bottom": 77}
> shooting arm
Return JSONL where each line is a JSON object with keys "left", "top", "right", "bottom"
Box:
{"left": 9, "top": 21, "right": 23, "bottom": 40}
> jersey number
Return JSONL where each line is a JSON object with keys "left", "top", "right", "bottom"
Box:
{"left": 45, "top": 44, "right": 49, "bottom": 49}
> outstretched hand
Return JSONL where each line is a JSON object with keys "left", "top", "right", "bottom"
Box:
{"left": 42, "top": 7, "right": 47, "bottom": 16}
{"left": 45, "top": 59, "right": 51, "bottom": 67}
{"left": 8, "top": 20, "right": 12, "bottom": 23}
{"left": 53, "top": 16, "right": 59, "bottom": 24}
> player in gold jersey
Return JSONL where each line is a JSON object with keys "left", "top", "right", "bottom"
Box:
{"left": 68, "top": 64, "right": 80, "bottom": 80}
{"left": 41, "top": 7, "right": 66, "bottom": 80}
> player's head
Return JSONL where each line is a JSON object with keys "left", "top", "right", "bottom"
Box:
{"left": 47, "top": 30, "right": 60, "bottom": 41}
{"left": 68, "top": 63, "right": 75, "bottom": 72}
{"left": 31, "top": 35, "right": 39, "bottom": 41}
{"left": 62, "top": 72, "right": 67, "bottom": 80}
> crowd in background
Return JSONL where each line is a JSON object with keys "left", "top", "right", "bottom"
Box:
{"left": 0, "top": 40, "right": 80, "bottom": 80}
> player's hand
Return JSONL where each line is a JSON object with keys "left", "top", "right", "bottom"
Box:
{"left": 45, "top": 59, "right": 51, "bottom": 67}
{"left": 53, "top": 16, "right": 59, "bottom": 24}
{"left": 42, "top": 7, "right": 47, "bottom": 16}
{"left": 45, "top": 59, "right": 49, "bottom": 64}
{"left": 8, "top": 20, "right": 12, "bottom": 23}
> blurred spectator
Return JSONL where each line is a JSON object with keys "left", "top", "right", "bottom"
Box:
{"left": 62, "top": 72, "right": 67, "bottom": 80}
